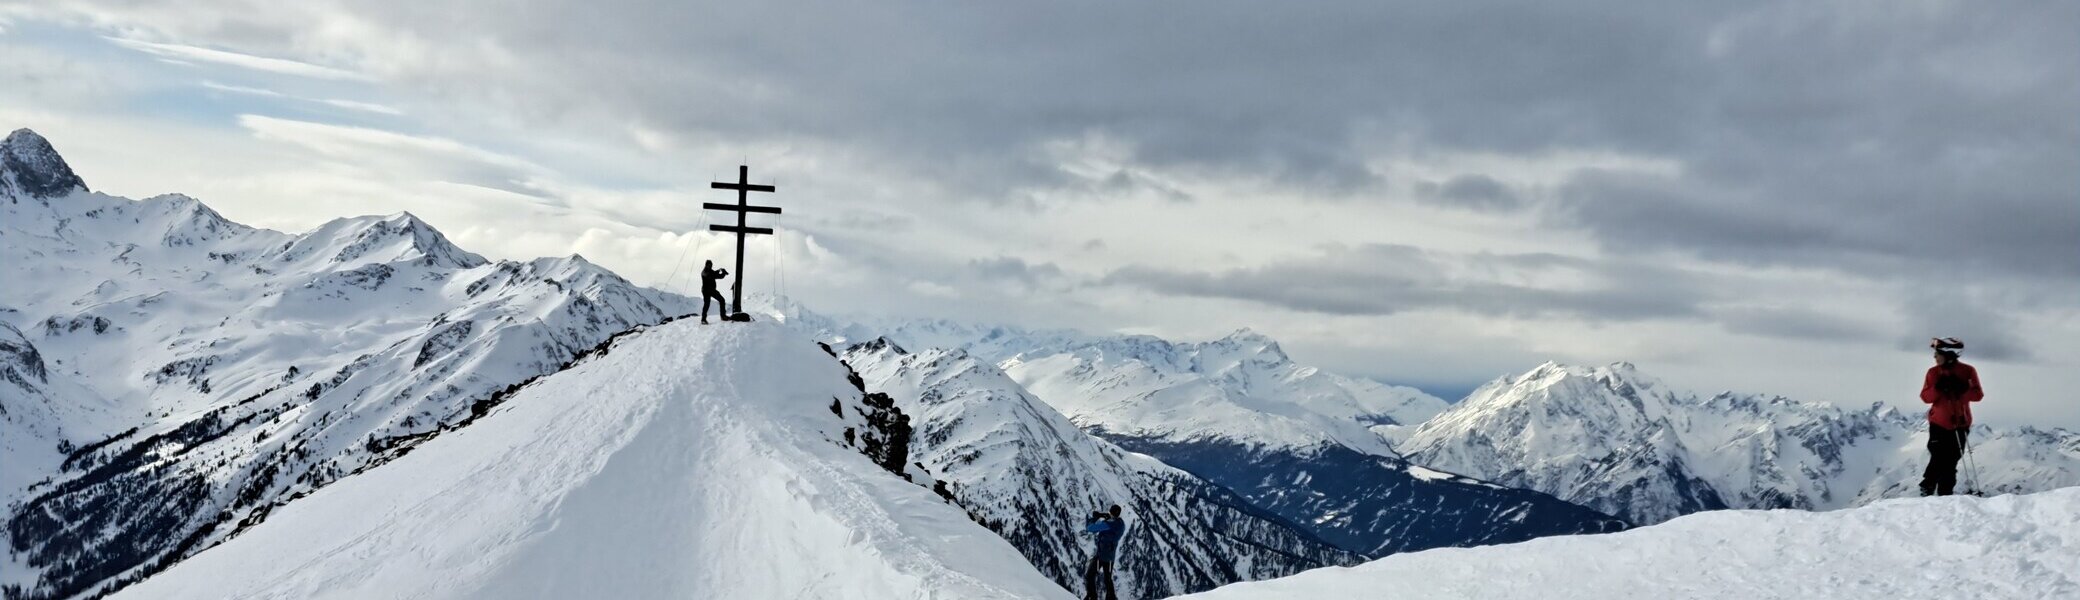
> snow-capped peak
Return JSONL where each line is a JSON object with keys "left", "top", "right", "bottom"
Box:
{"left": 276, "top": 211, "right": 488, "bottom": 270}
{"left": 2, "top": 128, "right": 89, "bottom": 199}
{"left": 850, "top": 336, "right": 909, "bottom": 356}
{"left": 1197, "top": 327, "right": 1289, "bottom": 367}
{"left": 1463, "top": 361, "right": 1670, "bottom": 413}
{"left": 1403, "top": 361, "right": 2080, "bottom": 525}
{"left": 0, "top": 135, "right": 703, "bottom": 599}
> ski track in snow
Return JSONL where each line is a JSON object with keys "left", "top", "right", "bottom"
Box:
{"left": 110, "top": 322, "right": 1071, "bottom": 600}
{"left": 1184, "top": 488, "right": 2080, "bottom": 599}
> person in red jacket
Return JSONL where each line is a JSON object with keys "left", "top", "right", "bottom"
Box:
{"left": 1919, "top": 337, "right": 1983, "bottom": 496}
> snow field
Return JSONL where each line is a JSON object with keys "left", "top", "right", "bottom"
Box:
{"left": 1184, "top": 488, "right": 2080, "bottom": 600}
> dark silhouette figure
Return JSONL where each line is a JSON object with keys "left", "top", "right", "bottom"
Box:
{"left": 1081, "top": 504, "right": 1126, "bottom": 600}
{"left": 700, "top": 260, "right": 730, "bottom": 324}
{"left": 1920, "top": 338, "right": 1984, "bottom": 496}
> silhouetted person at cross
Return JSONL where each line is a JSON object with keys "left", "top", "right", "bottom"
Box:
{"left": 700, "top": 260, "right": 730, "bottom": 324}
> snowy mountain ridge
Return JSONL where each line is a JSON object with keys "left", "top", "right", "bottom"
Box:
{"left": 775, "top": 304, "right": 1630, "bottom": 558}
{"left": 1401, "top": 361, "right": 2080, "bottom": 524}
{"left": 1, "top": 130, "right": 701, "bottom": 599}
{"left": 2, "top": 130, "right": 1433, "bottom": 600}
{"left": 107, "top": 321, "right": 1073, "bottom": 600}
{"left": 841, "top": 340, "right": 1361, "bottom": 598}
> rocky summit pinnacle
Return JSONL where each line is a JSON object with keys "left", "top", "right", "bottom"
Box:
{"left": 2, "top": 128, "right": 89, "bottom": 199}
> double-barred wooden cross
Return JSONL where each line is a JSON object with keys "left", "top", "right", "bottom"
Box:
{"left": 706, "top": 165, "right": 781, "bottom": 312}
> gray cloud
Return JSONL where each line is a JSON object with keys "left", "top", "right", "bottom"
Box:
{"left": 1104, "top": 244, "right": 1708, "bottom": 321}
{"left": 30, "top": 1, "right": 2076, "bottom": 266}
{"left": 1715, "top": 306, "right": 1882, "bottom": 343}
{"left": 10, "top": 1, "right": 2077, "bottom": 425}
{"left": 1897, "top": 292, "right": 2031, "bottom": 362}
{"left": 969, "top": 256, "right": 1065, "bottom": 287}
{"left": 1548, "top": 2, "right": 2080, "bottom": 284}
{"left": 1416, "top": 174, "right": 1522, "bottom": 212}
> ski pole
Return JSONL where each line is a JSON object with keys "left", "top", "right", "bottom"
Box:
{"left": 1956, "top": 429, "right": 1983, "bottom": 496}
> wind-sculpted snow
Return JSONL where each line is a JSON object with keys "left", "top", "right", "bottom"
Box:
{"left": 0, "top": 135, "right": 698, "bottom": 600}
{"left": 1184, "top": 488, "right": 2080, "bottom": 600}
{"left": 844, "top": 341, "right": 1361, "bottom": 598}
{"left": 109, "top": 321, "right": 1071, "bottom": 600}
{"left": 1401, "top": 362, "right": 2080, "bottom": 525}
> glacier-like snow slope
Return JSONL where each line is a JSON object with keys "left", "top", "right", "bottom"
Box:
{"left": 775, "top": 304, "right": 1629, "bottom": 557}
{"left": 1185, "top": 488, "right": 2080, "bottom": 600}
{"left": 110, "top": 321, "right": 1072, "bottom": 600}
{"left": 1402, "top": 362, "right": 2080, "bottom": 525}
{"left": 0, "top": 129, "right": 696, "bottom": 599}
{"left": 843, "top": 339, "right": 1360, "bottom": 599}
{"left": 778, "top": 302, "right": 1447, "bottom": 449}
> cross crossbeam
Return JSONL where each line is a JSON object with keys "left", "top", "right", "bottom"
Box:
{"left": 702, "top": 202, "right": 781, "bottom": 214}
{"left": 709, "top": 224, "right": 774, "bottom": 235}
{"left": 704, "top": 165, "right": 781, "bottom": 313}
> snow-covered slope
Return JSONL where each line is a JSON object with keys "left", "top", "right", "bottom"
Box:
{"left": 776, "top": 306, "right": 1627, "bottom": 557}
{"left": 999, "top": 329, "right": 1441, "bottom": 455}
{"left": 778, "top": 303, "right": 1448, "bottom": 448}
{"left": 1184, "top": 487, "right": 2080, "bottom": 599}
{"left": 109, "top": 321, "right": 1072, "bottom": 600}
{"left": 0, "top": 130, "right": 697, "bottom": 599}
{"left": 989, "top": 334, "right": 1627, "bottom": 557}
{"left": 1401, "top": 362, "right": 2080, "bottom": 525}
{"left": 842, "top": 339, "right": 1359, "bottom": 598}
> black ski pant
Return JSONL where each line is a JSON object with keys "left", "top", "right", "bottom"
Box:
{"left": 1082, "top": 557, "right": 1117, "bottom": 600}
{"left": 1921, "top": 424, "right": 1969, "bottom": 495}
{"left": 701, "top": 288, "right": 728, "bottom": 320}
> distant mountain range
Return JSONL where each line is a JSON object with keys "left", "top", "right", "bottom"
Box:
{"left": 776, "top": 302, "right": 2080, "bottom": 530}
{"left": 2, "top": 128, "right": 700, "bottom": 599}
{"left": 7, "top": 126, "right": 2075, "bottom": 600}
{"left": 778, "top": 304, "right": 1631, "bottom": 557}
{"left": 842, "top": 340, "right": 1360, "bottom": 598}
{"left": 1400, "top": 362, "right": 2080, "bottom": 524}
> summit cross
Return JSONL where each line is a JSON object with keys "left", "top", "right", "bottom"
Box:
{"left": 705, "top": 165, "right": 782, "bottom": 313}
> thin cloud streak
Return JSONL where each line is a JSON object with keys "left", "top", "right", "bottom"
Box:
{"left": 105, "top": 36, "right": 372, "bottom": 81}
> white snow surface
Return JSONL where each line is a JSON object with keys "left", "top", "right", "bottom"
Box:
{"left": 112, "top": 321, "right": 1071, "bottom": 600}
{"left": 1185, "top": 487, "right": 2080, "bottom": 599}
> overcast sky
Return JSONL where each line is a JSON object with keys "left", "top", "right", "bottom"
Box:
{"left": 4, "top": 1, "right": 2075, "bottom": 427}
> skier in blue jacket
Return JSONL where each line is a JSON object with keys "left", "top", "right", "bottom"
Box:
{"left": 1081, "top": 504, "right": 1126, "bottom": 600}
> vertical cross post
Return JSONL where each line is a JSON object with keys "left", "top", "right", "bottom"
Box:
{"left": 706, "top": 165, "right": 781, "bottom": 313}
